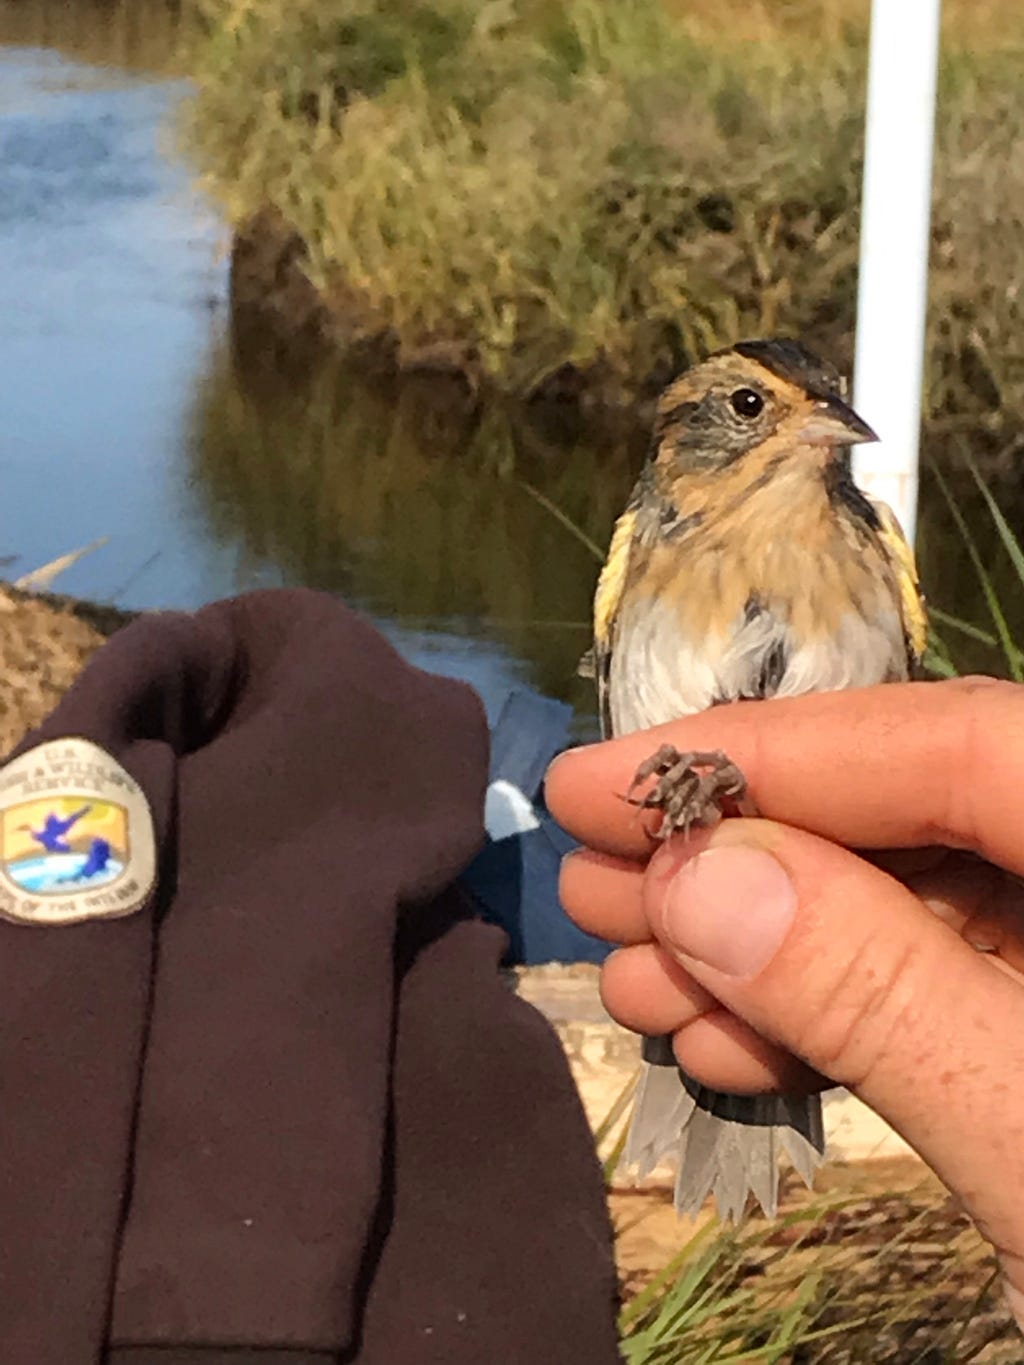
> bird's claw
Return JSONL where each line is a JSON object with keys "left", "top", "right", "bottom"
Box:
{"left": 624, "top": 746, "right": 752, "bottom": 840}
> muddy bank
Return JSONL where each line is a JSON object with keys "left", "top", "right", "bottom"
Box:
{"left": 229, "top": 209, "right": 666, "bottom": 417}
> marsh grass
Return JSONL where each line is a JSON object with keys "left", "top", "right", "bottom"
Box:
{"left": 615, "top": 1180, "right": 1017, "bottom": 1363}
{"left": 181, "top": 0, "right": 1024, "bottom": 437}
{"left": 0, "top": 0, "right": 188, "bottom": 73}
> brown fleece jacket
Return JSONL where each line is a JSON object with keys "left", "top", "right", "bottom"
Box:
{"left": 0, "top": 590, "right": 619, "bottom": 1365}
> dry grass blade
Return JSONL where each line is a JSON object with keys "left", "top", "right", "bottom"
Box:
{"left": 13, "top": 538, "right": 110, "bottom": 593}
{"left": 615, "top": 1176, "right": 1014, "bottom": 1363}
{"left": 515, "top": 478, "right": 606, "bottom": 563}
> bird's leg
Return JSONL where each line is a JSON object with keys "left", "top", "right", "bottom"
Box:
{"left": 625, "top": 747, "right": 755, "bottom": 840}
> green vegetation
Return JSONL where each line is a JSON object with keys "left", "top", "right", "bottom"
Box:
{"left": 181, "top": 0, "right": 1024, "bottom": 441}
{"left": 616, "top": 1182, "right": 1015, "bottom": 1363}
{"left": 187, "top": 340, "right": 636, "bottom": 711}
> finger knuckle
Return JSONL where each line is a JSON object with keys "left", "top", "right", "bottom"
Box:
{"left": 931, "top": 678, "right": 1023, "bottom": 853}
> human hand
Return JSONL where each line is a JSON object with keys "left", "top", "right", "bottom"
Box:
{"left": 546, "top": 677, "right": 1024, "bottom": 1323}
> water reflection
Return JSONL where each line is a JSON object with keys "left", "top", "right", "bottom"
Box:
{"left": 0, "top": 42, "right": 228, "bottom": 608}
{"left": 190, "top": 320, "right": 1024, "bottom": 697}
{"left": 0, "top": 0, "right": 183, "bottom": 74}
{"left": 189, "top": 333, "right": 642, "bottom": 710}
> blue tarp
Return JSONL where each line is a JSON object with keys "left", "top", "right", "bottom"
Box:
{"left": 461, "top": 689, "right": 613, "bottom": 966}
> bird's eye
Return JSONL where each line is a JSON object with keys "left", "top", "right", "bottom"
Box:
{"left": 730, "top": 388, "right": 765, "bottom": 419}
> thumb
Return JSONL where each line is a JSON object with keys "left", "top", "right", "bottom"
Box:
{"left": 644, "top": 819, "right": 1024, "bottom": 1303}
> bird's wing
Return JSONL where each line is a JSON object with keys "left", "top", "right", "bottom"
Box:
{"left": 587, "top": 505, "right": 638, "bottom": 739}
{"left": 53, "top": 805, "right": 92, "bottom": 835}
{"left": 870, "top": 495, "right": 928, "bottom": 671}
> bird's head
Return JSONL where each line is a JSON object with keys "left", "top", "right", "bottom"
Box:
{"left": 651, "top": 338, "right": 877, "bottom": 478}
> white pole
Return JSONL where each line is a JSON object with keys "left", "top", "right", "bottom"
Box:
{"left": 852, "top": 0, "right": 942, "bottom": 546}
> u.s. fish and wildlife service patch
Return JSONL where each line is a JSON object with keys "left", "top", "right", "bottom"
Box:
{"left": 0, "top": 738, "right": 156, "bottom": 927}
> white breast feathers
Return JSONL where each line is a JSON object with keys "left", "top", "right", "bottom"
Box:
{"left": 608, "top": 594, "right": 907, "bottom": 736}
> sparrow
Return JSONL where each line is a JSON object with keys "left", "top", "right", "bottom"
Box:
{"left": 584, "top": 337, "right": 927, "bottom": 1220}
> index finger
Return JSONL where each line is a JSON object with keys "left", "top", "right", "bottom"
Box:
{"left": 545, "top": 677, "right": 1024, "bottom": 871}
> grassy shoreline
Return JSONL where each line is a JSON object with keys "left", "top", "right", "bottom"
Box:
{"left": 0, "top": 0, "right": 187, "bottom": 73}
{"left": 179, "top": 0, "right": 1024, "bottom": 444}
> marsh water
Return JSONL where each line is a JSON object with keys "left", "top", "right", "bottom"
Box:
{"left": 2, "top": 5, "right": 1021, "bottom": 734}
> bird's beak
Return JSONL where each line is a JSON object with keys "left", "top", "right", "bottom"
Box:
{"left": 797, "top": 394, "right": 878, "bottom": 447}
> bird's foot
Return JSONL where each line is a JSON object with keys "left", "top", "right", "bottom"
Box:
{"left": 624, "top": 746, "right": 753, "bottom": 840}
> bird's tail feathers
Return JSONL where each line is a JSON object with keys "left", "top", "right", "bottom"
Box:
{"left": 622, "top": 1060, "right": 825, "bottom": 1221}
